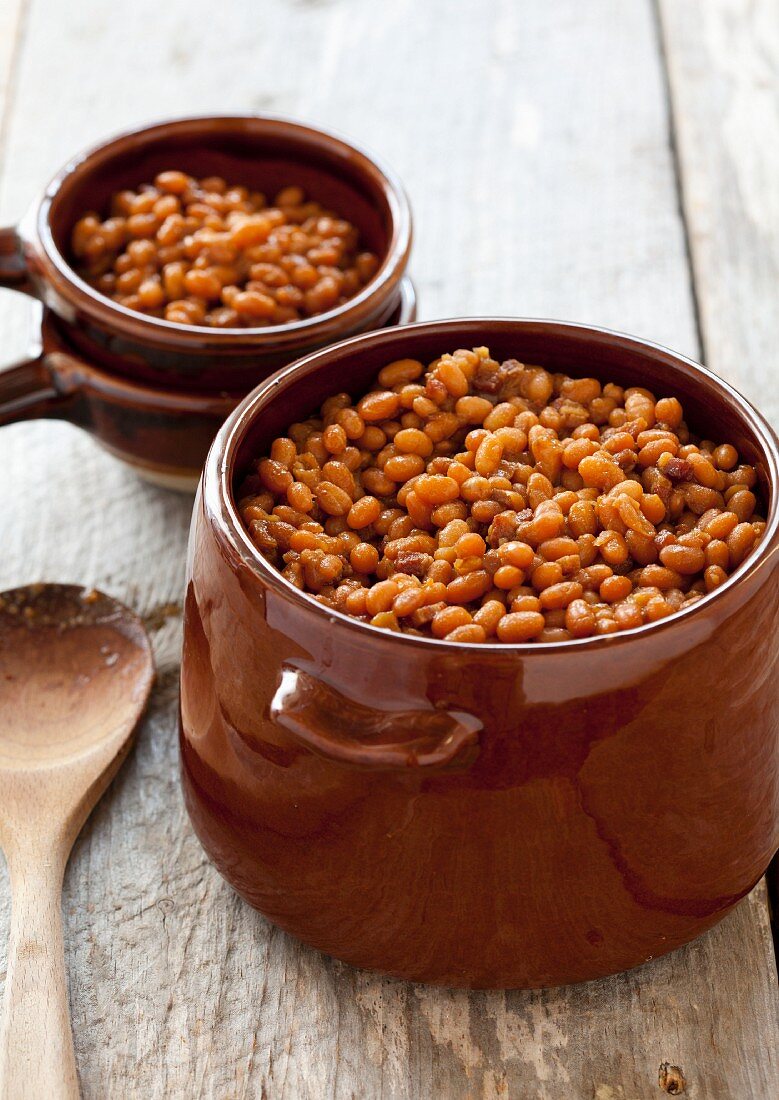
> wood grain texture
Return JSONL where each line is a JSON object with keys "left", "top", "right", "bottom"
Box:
{"left": 0, "top": 0, "right": 776, "bottom": 1096}
{"left": 0, "top": 853, "right": 77, "bottom": 1100}
{"left": 659, "top": 0, "right": 779, "bottom": 425}
{"left": 0, "top": 1, "right": 26, "bottom": 129}
{"left": 0, "top": 584, "right": 154, "bottom": 1100}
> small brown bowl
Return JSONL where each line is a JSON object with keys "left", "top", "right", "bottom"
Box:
{"left": 180, "top": 317, "right": 779, "bottom": 989}
{"left": 0, "top": 115, "right": 414, "bottom": 488}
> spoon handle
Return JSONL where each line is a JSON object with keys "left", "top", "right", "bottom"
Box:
{"left": 0, "top": 852, "right": 79, "bottom": 1100}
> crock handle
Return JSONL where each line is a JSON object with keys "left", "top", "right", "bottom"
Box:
{"left": 0, "top": 301, "right": 76, "bottom": 425}
{"left": 0, "top": 226, "right": 35, "bottom": 295}
{"left": 270, "top": 664, "right": 481, "bottom": 771}
{"left": 0, "top": 354, "right": 62, "bottom": 425}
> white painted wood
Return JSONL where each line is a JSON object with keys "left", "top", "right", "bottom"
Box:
{"left": 0, "top": 0, "right": 776, "bottom": 1096}
{"left": 0, "top": 0, "right": 29, "bottom": 360}
{"left": 659, "top": 0, "right": 779, "bottom": 425}
{"left": 0, "top": 2, "right": 25, "bottom": 121}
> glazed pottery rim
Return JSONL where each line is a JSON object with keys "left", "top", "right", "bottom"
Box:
{"left": 32, "top": 113, "right": 413, "bottom": 344}
{"left": 207, "top": 316, "right": 779, "bottom": 653}
{"left": 39, "top": 275, "right": 416, "bottom": 404}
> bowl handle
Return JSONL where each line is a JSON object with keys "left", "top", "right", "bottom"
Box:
{"left": 0, "top": 226, "right": 37, "bottom": 297}
{"left": 270, "top": 663, "right": 481, "bottom": 771}
{"left": 0, "top": 299, "right": 79, "bottom": 426}
{"left": 0, "top": 231, "right": 74, "bottom": 424}
{"left": 0, "top": 354, "right": 72, "bottom": 425}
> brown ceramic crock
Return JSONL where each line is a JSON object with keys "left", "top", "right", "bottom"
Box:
{"left": 180, "top": 318, "right": 779, "bottom": 989}
{"left": 0, "top": 116, "right": 414, "bottom": 489}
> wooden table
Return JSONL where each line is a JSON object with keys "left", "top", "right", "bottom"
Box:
{"left": 1, "top": 1, "right": 777, "bottom": 1095}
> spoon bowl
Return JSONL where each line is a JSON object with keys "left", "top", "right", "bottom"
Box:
{"left": 0, "top": 584, "right": 154, "bottom": 1099}
{"left": 0, "top": 584, "right": 153, "bottom": 772}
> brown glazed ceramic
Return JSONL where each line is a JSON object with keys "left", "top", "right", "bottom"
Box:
{"left": 180, "top": 318, "right": 779, "bottom": 989}
{"left": 0, "top": 116, "right": 414, "bottom": 488}
{"left": 0, "top": 283, "right": 415, "bottom": 490}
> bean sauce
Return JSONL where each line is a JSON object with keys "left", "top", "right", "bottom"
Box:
{"left": 72, "top": 173, "right": 379, "bottom": 327}
{"left": 237, "top": 348, "right": 765, "bottom": 643}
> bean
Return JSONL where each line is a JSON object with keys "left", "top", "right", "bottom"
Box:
{"left": 315, "top": 482, "right": 353, "bottom": 516}
{"left": 658, "top": 544, "right": 706, "bottom": 574}
{"left": 539, "top": 582, "right": 584, "bottom": 610}
{"left": 365, "top": 580, "right": 399, "bottom": 616}
{"left": 493, "top": 565, "right": 525, "bottom": 590}
{"left": 714, "top": 444, "right": 738, "bottom": 470}
{"left": 384, "top": 454, "right": 426, "bottom": 482}
{"left": 378, "top": 359, "right": 425, "bottom": 388}
{"left": 394, "top": 427, "right": 434, "bottom": 457}
{"left": 496, "top": 612, "right": 546, "bottom": 642}
{"left": 323, "top": 424, "right": 348, "bottom": 454}
{"left": 473, "top": 601, "right": 506, "bottom": 635}
{"left": 579, "top": 453, "right": 625, "bottom": 490}
{"left": 350, "top": 543, "right": 380, "bottom": 574}
{"left": 415, "top": 475, "right": 461, "bottom": 505}
{"left": 638, "top": 565, "right": 683, "bottom": 590}
{"left": 258, "top": 458, "right": 293, "bottom": 494}
{"left": 445, "top": 624, "right": 487, "bottom": 643}
{"left": 565, "top": 599, "right": 597, "bottom": 638}
{"left": 568, "top": 499, "right": 598, "bottom": 537}
{"left": 347, "top": 496, "right": 381, "bottom": 529}
{"left": 455, "top": 532, "right": 486, "bottom": 558}
{"left": 431, "top": 606, "right": 472, "bottom": 638}
{"left": 616, "top": 495, "right": 656, "bottom": 537}
{"left": 456, "top": 395, "right": 494, "bottom": 423}
{"left": 475, "top": 435, "right": 504, "bottom": 476}
{"left": 436, "top": 359, "right": 469, "bottom": 397}
{"left": 499, "top": 542, "right": 535, "bottom": 569}
{"left": 600, "top": 575, "right": 632, "bottom": 602}
{"left": 511, "top": 595, "right": 542, "bottom": 613}
{"left": 645, "top": 596, "right": 671, "bottom": 622}
{"left": 704, "top": 510, "right": 739, "bottom": 539}
{"left": 727, "top": 522, "right": 756, "bottom": 567}
{"left": 727, "top": 489, "right": 756, "bottom": 522}
{"left": 705, "top": 565, "right": 728, "bottom": 591}
{"left": 446, "top": 571, "right": 492, "bottom": 604}
{"left": 538, "top": 537, "right": 578, "bottom": 560}
{"left": 532, "top": 562, "right": 564, "bottom": 590}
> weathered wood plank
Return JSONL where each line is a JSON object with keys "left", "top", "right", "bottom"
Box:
{"left": 658, "top": 4, "right": 779, "bottom": 1091}
{"left": 0, "top": 0, "right": 776, "bottom": 1096}
{"left": 0, "top": 0, "right": 29, "bottom": 357}
{"left": 0, "top": 2, "right": 25, "bottom": 124}
{"left": 659, "top": 0, "right": 779, "bottom": 425}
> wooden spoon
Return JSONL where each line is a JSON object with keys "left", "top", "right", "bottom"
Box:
{"left": 0, "top": 584, "right": 154, "bottom": 1100}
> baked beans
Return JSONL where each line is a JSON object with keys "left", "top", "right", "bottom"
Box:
{"left": 238, "top": 348, "right": 766, "bottom": 643}
{"left": 71, "top": 174, "right": 379, "bottom": 327}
